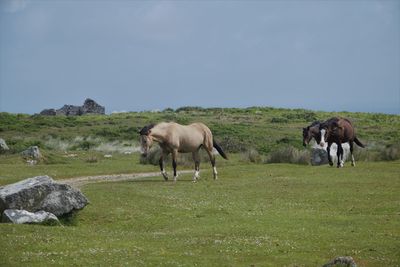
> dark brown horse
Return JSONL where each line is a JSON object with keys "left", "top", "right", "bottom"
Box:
{"left": 316, "top": 117, "right": 364, "bottom": 167}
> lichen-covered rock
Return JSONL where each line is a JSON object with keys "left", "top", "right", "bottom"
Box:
{"left": 0, "top": 176, "right": 89, "bottom": 217}
{"left": 21, "top": 146, "right": 42, "bottom": 160}
{"left": 2, "top": 209, "right": 60, "bottom": 225}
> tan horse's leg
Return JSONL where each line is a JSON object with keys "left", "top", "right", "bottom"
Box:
{"left": 192, "top": 151, "right": 200, "bottom": 182}
{"left": 159, "top": 151, "right": 169, "bottom": 181}
{"left": 205, "top": 149, "right": 217, "bottom": 180}
{"left": 172, "top": 149, "right": 178, "bottom": 182}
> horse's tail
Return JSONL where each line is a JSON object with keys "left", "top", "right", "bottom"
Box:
{"left": 354, "top": 137, "right": 365, "bottom": 148}
{"left": 213, "top": 140, "right": 228, "bottom": 160}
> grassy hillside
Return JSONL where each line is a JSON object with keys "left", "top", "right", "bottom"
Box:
{"left": 1, "top": 107, "right": 399, "bottom": 156}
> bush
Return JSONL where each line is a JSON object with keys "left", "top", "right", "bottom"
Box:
{"left": 139, "top": 147, "right": 163, "bottom": 165}
{"left": 218, "top": 136, "right": 247, "bottom": 153}
{"left": 240, "top": 148, "right": 262, "bottom": 163}
{"left": 271, "top": 117, "right": 288, "bottom": 123}
{"left": 266, "top": 146, "right": 310, "bottom": 165}
{"left": 380, "top": 144, "right": 400, "bottom": 161}
{"left": 85, "top": 156, "right": 98, "bottom": 163}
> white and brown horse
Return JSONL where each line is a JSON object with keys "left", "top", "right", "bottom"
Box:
{"left": 302, "top": 121, "right": 322, "bottom": 147}
{"left": 317, "top": 117, "right": 365, "bottom": 168}
{"left": 139, "top": 122, "right": 228, "bottom": 182}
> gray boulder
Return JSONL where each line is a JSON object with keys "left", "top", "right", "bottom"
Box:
{"left": 0, "top": 176, "right": 89, "bottom": 217}
{"left": 21, "top": 146, "right": 42, "bottom": 160}
{"left": 2, "top": 209, "right": 59, "bottom": 225}
{"left": 0, "top": 138, "right": 9, "bottom": 151}
{"left": 311, "top": 148, "right": 329, "bottom": 166}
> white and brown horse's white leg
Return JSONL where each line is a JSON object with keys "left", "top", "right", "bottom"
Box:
{"left": 349, "top": 141, "right": 356, "bottom": 166}
{"left": 337, "top": 143, "right": 344, "bottom": 168}
{"left": 192, "top": 151, "right": 200, "bottom": 182}
{"left": 172, "top": 149, "right": 178, "bottom": 182}
{"left": 159, "top": 151, "right": 169, "bottom": 181}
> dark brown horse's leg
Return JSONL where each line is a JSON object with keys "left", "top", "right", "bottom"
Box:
{"left": 159, "top": 151, "right": 169, "bottom": 181}
{"left": 172, "top": 150, "right": 178, "bottom": 182}
{"left": 349, "top": 141, "right": 356, "bottom": 166}
{"left": 327, "top": 142, "right": 333, "bottom": 166}
{"left": 192, "top": 151, "right": 200, "bottom": 182}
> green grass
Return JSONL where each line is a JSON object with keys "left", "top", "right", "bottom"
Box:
{"left": 1, "top": 161, "right": 399, "bottom": 266}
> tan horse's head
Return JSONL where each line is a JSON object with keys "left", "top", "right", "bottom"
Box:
{"left": 138, "top": 124, "right": 155, "bottom": 157}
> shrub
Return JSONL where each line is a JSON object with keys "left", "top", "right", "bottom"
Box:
{"left": 380, "top": 144, "right": 400, "bottom": 161}
{"left": 85, "top": 156, "right": 98, "bottom": 163}
{"left": 139, "top": 148, "right": 159, "bottom": 165}
{"left": 240, "top": 148, "right": 262, "bottom": 163}
{"left": 218, "top": 136, "right": 247, "bottom": 153}
{"left": 271, "top": 117, "right": 288, "bottom": 123}
{"left": 266, "top": 146, "right": 310, "bottom": 165}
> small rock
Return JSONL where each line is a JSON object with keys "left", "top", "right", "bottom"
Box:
{"left": 104, "top": 154, "right": 112, "bottom": 158}
{"left": 2, "top": 209, "right": 60, "bottom": 225}
{"left": 0, "top": 138, "right": 9, "bottom": 151}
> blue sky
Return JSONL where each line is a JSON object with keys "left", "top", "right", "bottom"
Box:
{"left": 0, "top": 0, "right": 399, "bottom": 114}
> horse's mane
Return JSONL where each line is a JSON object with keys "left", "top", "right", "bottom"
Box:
{"left": 139, "top": 123, "right": 156, "bottom": 135}
{"left": 310, "top": 121, "right": 321, "bottom": 127}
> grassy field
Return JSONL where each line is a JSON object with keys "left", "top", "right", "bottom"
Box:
{"left": 0, "top": 107, "right": 399, "bottom": 266}
{"left": 0, "top": 161, "right": 399, "bottom": 266}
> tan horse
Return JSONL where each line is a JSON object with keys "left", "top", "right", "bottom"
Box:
{"left": 139, "top": 122, "right": 228, "bottom": 182}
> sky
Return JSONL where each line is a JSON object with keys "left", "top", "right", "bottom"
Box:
{"left": 0, "top": 0, "right": 399, "bottom": 114}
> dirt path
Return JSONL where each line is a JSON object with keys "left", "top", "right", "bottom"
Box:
{"left": 59, "top": 170, "right": 193, "bottom": 188}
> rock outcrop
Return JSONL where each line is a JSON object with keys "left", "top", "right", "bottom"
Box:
{"left": 82, "top": 98, "right": 105, "bottom": 114}
{"left": 39, "top": 109, "right": 56, "bottom": 116}
{"left": 39, "top": 98, "right": 105, "bottom": 116}
{"left": 0, "top": 176, "right": 89, "bottom": 217}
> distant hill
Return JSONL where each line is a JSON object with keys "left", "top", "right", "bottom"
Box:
{"left": 0, "top": 106, "right": 399, "bottom": 155}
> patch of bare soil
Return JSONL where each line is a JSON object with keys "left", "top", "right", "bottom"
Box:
{"left": 59, "top": 170, "right": 193, "bottom": 188}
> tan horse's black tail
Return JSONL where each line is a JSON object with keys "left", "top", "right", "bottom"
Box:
{"left": 213, "top": 140, "right": 228, "bottom": 159}
{"left": 354, "top": 137, "right": 365, "bottom": 148}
